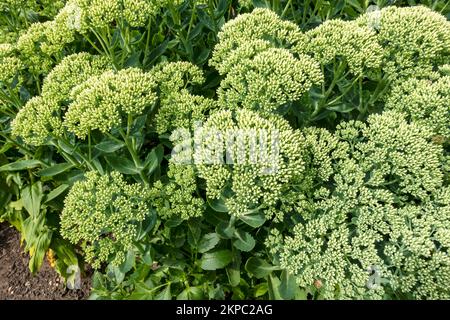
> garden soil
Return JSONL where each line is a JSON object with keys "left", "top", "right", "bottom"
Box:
{"left": 0, "top": 222, "right": 91, "bottom": 300}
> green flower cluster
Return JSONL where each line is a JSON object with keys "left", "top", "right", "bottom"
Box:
{"left": 64, "top": 67, "right": 157, "bottom": 138}
{"left": 210, "top": 9, "right": 323, "bottom": 114}
{"left": 156, "top": 90, "right": 216, "bottom": 135}
{"left": 152, "top": 61, "right": 210, "bottom": 134}
{"left": 42, "top": 52, "right": 110, "bottom": 102}
{"left": 0, "top": 43, "right": 22, "bottom": 86}
{"left": 70, "top": 0, "right": 170, "bottom": 30}
{"left": 268, "top": 111, "right": 449, "bottom": 299}
{"left": 211, "top": 8, "right": 322, "bottom": 114}
{"left": 12, "top": 52, "right": 109, "bottom": 145}
{"left": 303, "top": 19, "right": 382, "bottom": 75}
{"left": 150, "top": 61, "right": 205, "bottom": 94}
{"left": 210, "top": 8, "right": 307, "bottom": 74}
{"left": 217, "top": 48, "right": 323, "bottom": 114}
{"left": 357, "top": 6, "right": 450, "bottom": 80}
{"left": 60, "top": 171, "right": 150, "bottom": 268}
{"left": 16, "top": 4, "right": 82, "bottom": 74}
{"left": 195, "top": 109, "right": 305, "bottom": 218}
{"left": 149, "top": 163, "right": 205, "bottom": 220}
{"left": 386, "top": 74, "right": 450, "bottom": 139}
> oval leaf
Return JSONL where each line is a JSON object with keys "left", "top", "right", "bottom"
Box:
{"left": 106, "top": 156, "right": 140, "bottom": 175}
{"left": 200, "top": 250, "right": 232, "bottom": 270}
{"left": 95, "top": 140, "right": 125, "bottom": 153}
{"left": 239, "top": 210, "right": 266, "bottom": 228}
{"left": 198, "top": 233, "right": 220, "bottom": 253}
{"left": 245, "top": 257, "right": 279, "bottom": 279}
{"left": 233, "top": 230, "right": 255, "bottom": 252}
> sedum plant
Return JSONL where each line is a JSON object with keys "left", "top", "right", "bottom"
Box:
{"left": 1, "top": 1, "right": 450, "bottom": 301}
{"left": 268, "top": 111, "right": 449, "bottom": 299}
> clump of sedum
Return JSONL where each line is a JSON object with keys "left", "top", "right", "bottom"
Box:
{"left": 268, "top": 111, "right": 449, "bottom": 299}
{"left": 149, "top": 163, "right": 205, "bottom": 220}
{"left": 217, "top": 48, "right": 323, "bottom": 114}
{"left": 210, "top": 8, "right": 307, "bottom": 74}
{"left": 211, "top": 8, "right": 323, "bottom": 115}
{"left": 303, "top": 19, "right": 383, "bottom": 75}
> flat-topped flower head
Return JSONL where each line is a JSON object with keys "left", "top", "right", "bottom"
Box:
{"left": 357, "top": 6, "right": 450, "bottom": 80}
{"left": 42, "top": 52, "right": 110, "bottom": 102}
{"left": 386, "top": 75, "right": 450, "bottom": 139}
{"left": 194, "top": 109, "right": 305, "bottom": 218}
{"left": 11, "top": 96, "right": 61, "bottom": 145}
{"left": 11, "top": 53, "right": 110, "bottom": 146}
{"left": 17, "top": 17, "right": 76, "bottom": 74}
{"left": 304, "top": 19, "right": 383, "bottom": 75}
{"left": 61, "top": 171, "right": 150, "bottom": 268}
{"left": 210, "top": 8, "right": 307, "bottom": 74}
{"left": 155, "top": 90, "right": 216, "bottom": 135}
{"left": 149, "top": 61, "right": 205, "bottom": 94}
{"left": 217, "top": 48, "right": 323, "bottom": 114}
{"left": 67, "top": 0, "right": 170, "bottom": 31}
{"left": 64, "top": 67, "right": 157, "bottom": 139}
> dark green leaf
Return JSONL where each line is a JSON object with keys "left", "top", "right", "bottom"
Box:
{"left": 119, "top": 250, "right": 136, "bottom": 274}
{"left": 239, "top": 210, "right": 265, "bottom": 228}
{"left": 155, "top": 285, "right": 171, "bottom": 300}
{"left": 44, "top": 184, "right": 69, "bottom": 203}
{"left": 22, "top": 182, "right": 43, "bottom": 218}
{"left": 278, "top": 270, "right": 297, "bottom": 300}
{"left": 144, "top": 145, "right": 164, "bottom": 176}
{"left": 105, "top": 156, "right": 140, "bottom": 175}
{"left": 215, "top": 221, "right": 235, "bottom": 239}
{"left": 0, "top": 160, "right": 42, "bottom": 172}
{"left": 268, "top": 274, "right": 282, "bottom": 300}
{"left": 177, "top": 286, "right": 204, "bottom": 300}
{"left": 200, "top": 250, "right": 232, "bottom": 270}
{"left": 38, "top": 163, "right": 74, "bottom": 177}
{"left": 198, "top": 233, "right": 220, "bottom": 253}
{"left": 245, "top": 257, "right": 279, "bottom": 279}
{"left": 208, "top": 197, "right": 228, "bottom": 213}
{"left": 95, "top": 140, "right": 125, "bottom": 153}
{"left": 226, "top": 251, "right": 241, "bottom": 287}
{"left": 233, "top": 230, "right": 255, "bottom": 252}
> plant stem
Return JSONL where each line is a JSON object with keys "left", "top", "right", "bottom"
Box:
{"left": 281, "top": 0, "right": 292, "bottom": 18}
{"left": 119, "top": 129, "right": 149, "bottom": 185}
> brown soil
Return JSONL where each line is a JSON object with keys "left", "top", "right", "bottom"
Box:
{"left": 0, "top": 222, "right": 91, "bottom": 300}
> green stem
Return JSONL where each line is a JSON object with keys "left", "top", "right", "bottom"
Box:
{"left": 55, "top": 135, "right": 96, "bottom": 171}
{"left": 119, "top": 129, "right": 149, "bottom": 185}
{"left": 88, "top": 129, "right": 92, "bottom": 162}
{"left": 143, "top": 17, "right": 152, "bottom": 65}
{"left": 187, "top": 1, "right": 197, "bottom": 39}
{"left": 281, "top": 0, "right": 292, "bottom": 18}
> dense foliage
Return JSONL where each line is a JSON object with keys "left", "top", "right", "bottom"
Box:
{"left": 1, "top": 0, "right": 449, "bottom": 300}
